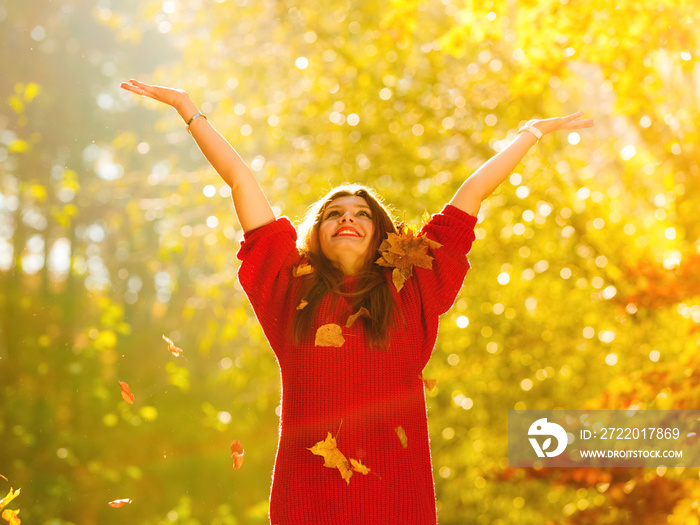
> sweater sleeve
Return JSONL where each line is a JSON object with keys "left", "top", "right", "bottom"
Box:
{"left": 413, "top": 204, "right": 478, "bottom": 317}
{"left": 236, "top": 217, "right": 301, "bottom": 353}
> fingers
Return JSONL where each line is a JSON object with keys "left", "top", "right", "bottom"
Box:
{"left": 120, "top": 79, "right": 154, "bottom": 99}
{"left": 572, "top": 118, "right": 595, "bottom": 129}
{"left": 564, "top": 116, "right": 595, "bottom": 130}
{"left": 563, "top": 111, "right": 584, "bottom": 121}
{"left": 559, "top": 112, "right": 594, "bottom": 131}
{"left": 119, "top": 80, "right": 143, "bottom": 95}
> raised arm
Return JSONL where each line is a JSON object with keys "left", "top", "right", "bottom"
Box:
{"left": 120, "top": 79, "right": 275, "bottom": 232}
{"left": 449, "top": 111, "right": 594, "bottom": 216}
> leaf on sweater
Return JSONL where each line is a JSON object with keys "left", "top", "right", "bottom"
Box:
{"left": 0, "top": 488, "right": 20, "bottom": 512}
{"left": 315, "top": 323, "right": 345, "bottom": 347}
{"left": 307, "top": 432, "right": 352, "bottom": 484}
{"left": 230, "top": 440, "right": 245, "bottom": 469}
{"left": 107, "top": 498, "right": 133, "bottom": 508}
{"left": 349, "top": 458, "right": 370, "bottom": 475}
{"left": 391, "top": 268, "right": 410, "bottom": 293}
{"left": 376, "top": 225, "right": 442, "bottom": 291}
{"left": 345, "top": 307, "right": 370, "bottom": 328}
{"left": 119, "top": 381, "right": 134, "bottom": 404}
{"left": 296, "top": 299, "right": 308, "bottom": 310}
{"left": 1, "top": 508, "right": 20, "bottom": 525}
{"left": 395, "top": 426, "right": 408, "bottom": 448}
{"left": 162, "top": 335, "right": 186, "bottom": 360}
{"left": 293, "top": 263, "right": 314, "bottom": 277}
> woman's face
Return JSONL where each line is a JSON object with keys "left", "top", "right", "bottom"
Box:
{"left": 318, "top": 195, "right": 375, "bottom": 273}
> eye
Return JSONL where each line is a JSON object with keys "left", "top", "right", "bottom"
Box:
{"left": 358, "top": 211, "right": 371, "bottom": 218}
{"left": 324, "top": 210, "right": 339, "bottom": 219}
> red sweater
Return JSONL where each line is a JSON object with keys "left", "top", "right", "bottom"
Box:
{"left": 237, "top": 204, "right": 477, "bottom": 525}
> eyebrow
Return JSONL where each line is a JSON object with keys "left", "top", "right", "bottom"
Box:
{"left": 324, "top": 204, "right": 372, "bottom": 211}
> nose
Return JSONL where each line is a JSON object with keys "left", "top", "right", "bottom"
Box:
{"left": 339, "top": 211, "right": 354, "bottom": 222}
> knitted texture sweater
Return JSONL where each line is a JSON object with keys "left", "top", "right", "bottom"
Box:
{"left": 237, "top": 204, "right": 477, "bottom": 525}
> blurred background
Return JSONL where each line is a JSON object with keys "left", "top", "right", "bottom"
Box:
{"left": 1, "top": 0, "right": 700, "bottom": 523}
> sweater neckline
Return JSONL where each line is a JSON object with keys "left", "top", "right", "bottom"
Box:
{"left": 340, "top": 274, "right": 358, "bottom": 293}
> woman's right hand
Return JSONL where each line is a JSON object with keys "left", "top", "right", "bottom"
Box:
{"left": 120, "top": 79, "right": 189, "bottom": 110}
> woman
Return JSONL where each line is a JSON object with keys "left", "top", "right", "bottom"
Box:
{"left": 121, "top": 79, "right": 593, "bottom": 524}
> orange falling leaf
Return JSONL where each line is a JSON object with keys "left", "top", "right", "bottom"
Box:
{"left": 293, "top": 263, "right": 314, "bottom": 277}
{"left": 421, "top": 375, "right": 437, "bottom": 392}
{"left": 315, "top": 323, "right": 345, "bottom": 347}
{"left": 0, "top": 488, "right": 20, "bottom": 512}
{"left": 1, "top": 508, "right": 20, "bottom": 525}
{"left": 376, "top": 225, "right": 442, "bottom": 291}
{"left": 345, "top": 307, "right": 370, "bottom": 328}
{"left": 349, "top": 458, "right": 370, "bottom": 475}
{"left": 230, "top": 441, "right": 245, "bottom": 470}
{"left": 296, "top": 299, "right": 308, "bottom": 310}
{"left": 118, "top": 381, "right": 134, "bottom": 405}
{"left": 395, "top": 426, "right": 408, "bottom": 448}
{"left": 307, "top": 432, "right": 352, "bottom": 484}
{"left": 162, "top": 335, "right": 186, "bottom": 360}
{"left": 107, "top": 498, "right": 133, "bottom": 508}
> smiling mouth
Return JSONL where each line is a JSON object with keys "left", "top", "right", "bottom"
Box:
{"left": 333, "top": 228, "right": 361, "bottom": 237}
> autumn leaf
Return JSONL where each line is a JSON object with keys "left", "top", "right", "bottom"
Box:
{"left": 315, "top": 323, "right": 345, "bottom": 347}
{"left": 395, "top": 426, "right": 408, "bottom": 448}
{"left": 1, "top": 508, "right": 20, "bottom": 525}
{"left": 345, "top": 307, "right": 370, "bottom": 328}
{"left": 376, "top": 225, "right": 442, "bottom": 291}
{"left": 162, "top": 335, "right": 186, "bottom": 360}
{"left": 107, "top": 498, "right": 133, "bottom": 508}
{"left": 0, "top": 488, "right": 20, "bottom": 512}
{"left": 349, "top": 458, "right": 370, "bottom": 475}
{"left": 230, "top": 441, "right": 245, "bottom": 469}
{"left": 119, "top": 381, "right": 134, "bottom": 404}
{"left": 296, "top": 299, "right": 308, "bottom": 310}
{"left": 293, "top": 263, "right": 314, "bottom": 277}
{"left": 421, "top": 375, "right": 437, "bottom": 392}
{"left": 307, "top": 432, "right": 352, "bottom": 484}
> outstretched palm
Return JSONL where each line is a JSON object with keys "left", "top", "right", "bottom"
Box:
{"left": 119, "top": 79, "right": 188, "bottom": 109}
{"left": 526, "top": 111, "right": 595, "bottom": 136}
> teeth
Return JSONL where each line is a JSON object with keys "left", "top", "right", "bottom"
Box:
{"left": 336, "top": 229, "right": 359, "bottom": 236}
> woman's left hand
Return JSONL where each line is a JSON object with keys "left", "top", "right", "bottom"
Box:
{"left": 525, "top": 111, "right": 595, "bottom": 136}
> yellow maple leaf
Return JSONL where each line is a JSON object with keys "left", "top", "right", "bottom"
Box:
{"left": 162, "top": 335, "right": 186, "bottom": 360}
{"left": 307, "top": 432, "right": 353, "bottom": 484}
{"left": 349, "top": 458, "right": 370, "bottom": 475}
{"left": 395, "top": 426, "right": 408, "bottom": 448}
{"left": 315, "top": 323, "right": 345, "bottom": 347}
{"left": 107, "top": 498, "right": 133, "bottom": 508}
{"left": 296, "top": 299, "right": 309, "bottom": 310}
{"left": 293, "top": 263, "right": 314, "bottom": 277}
{"left": 2, "top": 508, "right": 20, "bottom": 525}
{"left": 376, "top": 225, "right": 442, "bottom": 291}
{"left": 0, "top": 489, "right": 19, "bottom": 512}
{"left": 345, "top": 307, "right": 370, "bottom": 328}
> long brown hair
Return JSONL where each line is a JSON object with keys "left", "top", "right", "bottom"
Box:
{"left": 293, "top": 184, "right": 397, "bottom": 349}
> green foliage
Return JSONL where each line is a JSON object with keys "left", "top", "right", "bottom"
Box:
{"left": 1, "top": 0, "right": 699, "bottom": 523}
